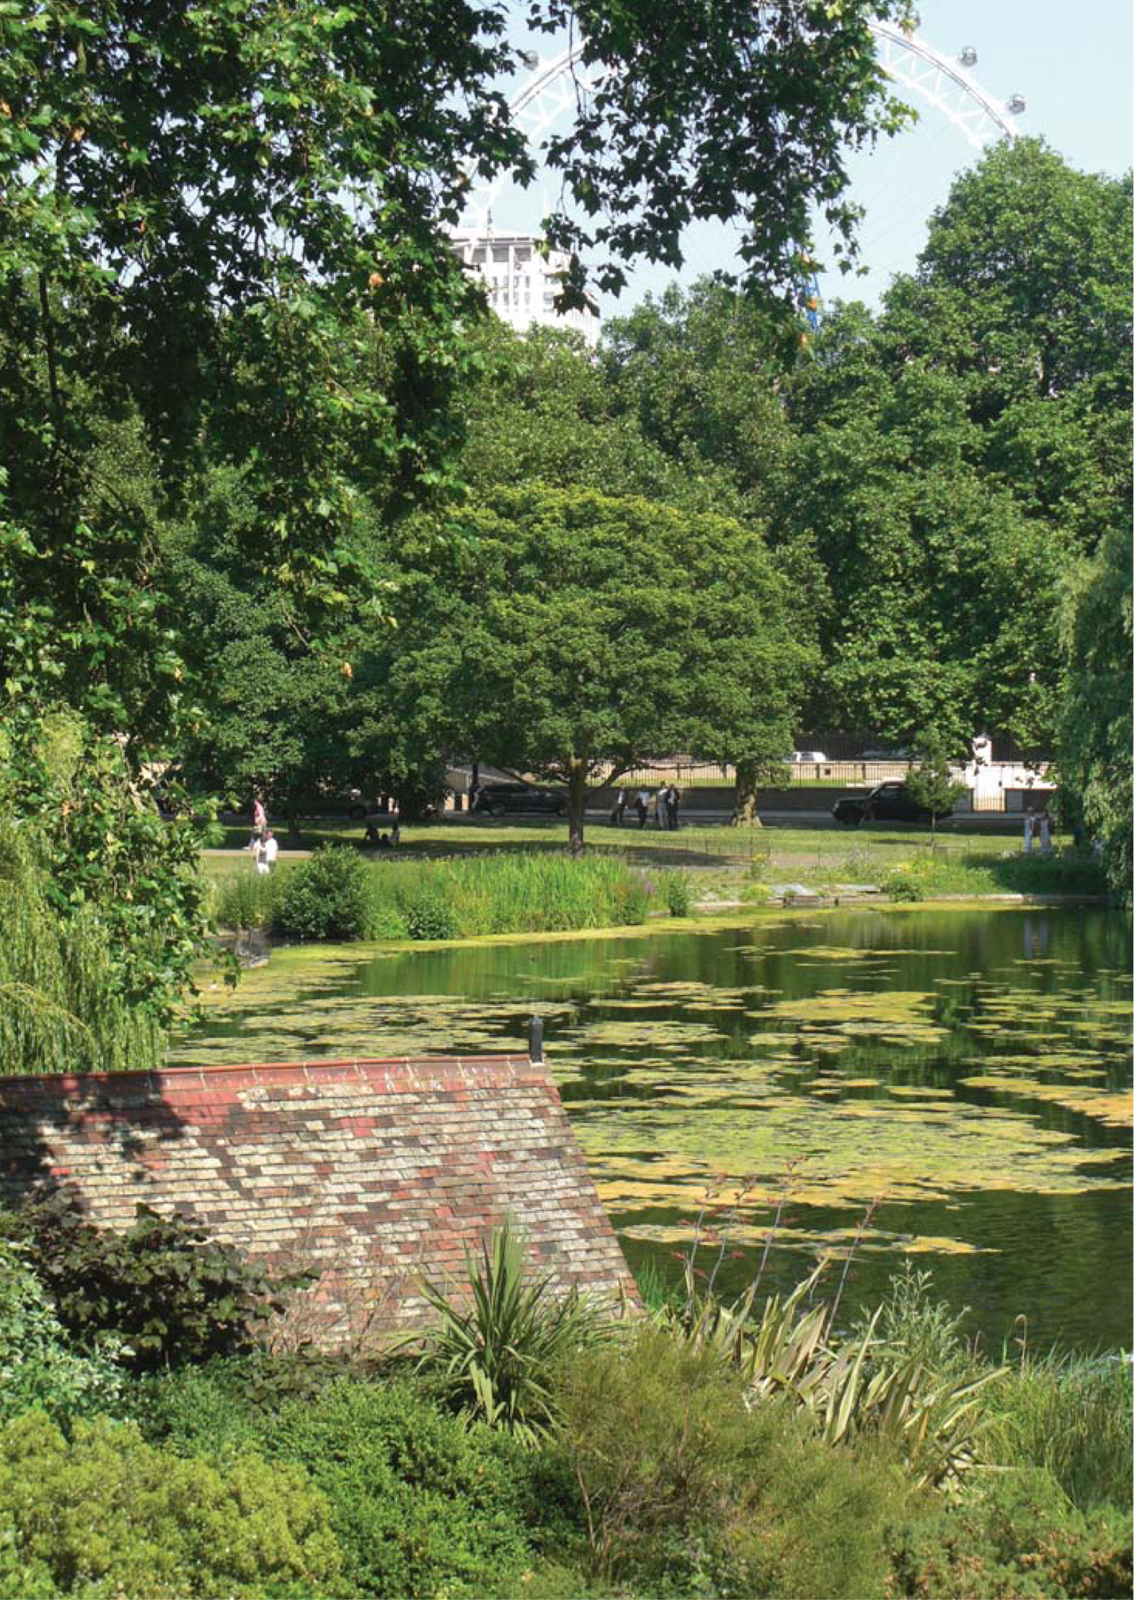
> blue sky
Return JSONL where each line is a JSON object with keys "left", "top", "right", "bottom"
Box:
{"left": 479, "top": 1, "right": 1132, "bottom": 315}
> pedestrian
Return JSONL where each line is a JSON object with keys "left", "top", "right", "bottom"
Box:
{"left": 635, "top": 787, "right": 649, "bottom": 828}
{"left": 1039, "top": 812, "right": 1052, "bottom": 855}
{"left": 666, "top": 785, "right": 680, "bottom": 831}
{"left": 249, "top": 793, "right": 267, "bottom": 849}
{"left": 1023, "top": 812, "right": 1035, "bottom": 854}
{"left": 653, "top": 787, "right": 666, "bottom": 828}
{"left": 256, "top": 829, "right": 279, "bottom": 875}
{"left": 610, "top": 788, "right": 626, "bottom": 826}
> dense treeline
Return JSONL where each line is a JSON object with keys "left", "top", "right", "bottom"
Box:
{"left": 178, "top": 139, "right": 1132, "bottom": 885}
{"left": 0, "top": 0, "right": 1129, "bottom": 1057}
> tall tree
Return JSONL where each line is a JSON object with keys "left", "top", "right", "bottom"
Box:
{"left": 0, "top": 0, "right": 918, "bottom": 1032}
{"left": 776, "top": 139, "right": 1132, "bottom": 746}
{"left": 1057, "top": 527, "right": 1132, "bottom": 900}
{"left": 379, "top": 485, "right": 815, "bottom": 852}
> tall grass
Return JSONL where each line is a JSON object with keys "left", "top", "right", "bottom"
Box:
{"left": 0, "top": 821, "right": 165, "bottom": 1076}
{"left": 209, "top": 849, "right": 656, "bottom": 942}
{"left": 984, "top": 1351, "right": 1133, "bottom": 1510}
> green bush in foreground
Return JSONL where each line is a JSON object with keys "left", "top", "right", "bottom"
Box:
{"left": 255, "top": 1377, "right": 558, "bottom": 1598}
{"left": 886, "top": 1465, "right": 1133, "bottom": 1600}
{"left": 0, "top": 1412, "right": 342, "bottom": 1600}
{"left": 5, "top": 1195, "right": 301, "bottom": 1373}
{"left": 0, "top": 1239, "right": 125, "bottom": 1428}
{"left": 553, "top": 1324, "right": 921, "bottom": 1597}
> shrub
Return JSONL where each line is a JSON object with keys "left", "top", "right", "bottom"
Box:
{"left": 255, "top": 1376, "right": 556, "bottom": 1598}
{"left": 6, "top": 1193, "right": 305, "bottom": 1372}
{"left": 663, "top": 871, "right": 693, "bottom": 917}
{"left": 211, "top": 868, "right": 280, "bottom": 932}
{"left": 984, "top": 1353, "right": 1133, "bottom": 1511}
{"left": 886, "top": 1466, "right": 1133, "bottom": 1600}
{"left": 272, "top": 845, "right": 370, "bottom": 941}
{"left": 0, "top": 1411, "right": 343, "bottom": 1600}
{"left": 553, "top": 1324, "right": 918, "bottom": 1595}
{"left": 403, "top": 886, "right": 459, "bottom": 941}
{"left": 0, "top": 1236, "right": 125, "bottom": 1427}
{"left": 413, "top": 1221, "right": 614, "bottom": 1443}
{"left": 129, "top": 1351, "right": 355, "bottom": 1457}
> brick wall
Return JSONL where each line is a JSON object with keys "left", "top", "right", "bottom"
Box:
{"left": 0, "top": 1056, "right": 634, "bottom": 1346}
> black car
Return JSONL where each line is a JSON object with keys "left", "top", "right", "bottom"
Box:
{"left": 832, "top": 781, "right": 953, "bottom": 827}
{"left": 471, "top": 781, "right": 567, "bottom": 818}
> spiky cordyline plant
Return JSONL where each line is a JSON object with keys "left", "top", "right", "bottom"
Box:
{"left": 413, "top": 1220, "right": 615, "bottom": 1445}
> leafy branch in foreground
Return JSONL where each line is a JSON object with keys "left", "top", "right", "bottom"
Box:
{"left": 412, "top": 1220, "right": 614, "bottom": 1444}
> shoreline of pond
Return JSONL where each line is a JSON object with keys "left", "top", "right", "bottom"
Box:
{"left": 215, "top": 891, "right": 1118, "bottom": 959}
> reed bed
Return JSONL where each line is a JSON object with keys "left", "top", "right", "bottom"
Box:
{"left": 210, "top": 847, "right": 657, "bottom": 943}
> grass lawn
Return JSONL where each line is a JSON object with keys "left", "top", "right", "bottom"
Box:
{"left": 205, "top": 817, "right": 1103, "bottom": 903}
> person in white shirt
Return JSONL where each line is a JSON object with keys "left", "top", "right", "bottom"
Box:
{"left": 255, "top": 830, "right": 279, "bottom": 874}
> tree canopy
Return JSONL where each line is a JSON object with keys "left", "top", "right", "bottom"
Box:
{"left": 377, "top": 485, "right": 815, "bottom": 850}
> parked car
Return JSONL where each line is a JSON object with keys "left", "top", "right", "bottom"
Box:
{"left": 832, "top": 781, "right": 954, "bottom": 827}
{"left": 793, "top": 749, "right": 828, "bottom": 765}
{"left": 471, "top": 781, "right": 567, "bottom": 818}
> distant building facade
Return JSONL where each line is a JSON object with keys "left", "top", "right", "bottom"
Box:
{"left": 451, "top": 229, "right": 599, "bottom": 346}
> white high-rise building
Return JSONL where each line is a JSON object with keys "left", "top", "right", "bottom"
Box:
{"left": 451, "top": 229, "right": 599, "bottom": 347}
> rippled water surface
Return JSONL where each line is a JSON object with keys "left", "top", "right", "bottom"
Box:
{"left": 174, "top": 905, "right": 1132, "bottom": 1350}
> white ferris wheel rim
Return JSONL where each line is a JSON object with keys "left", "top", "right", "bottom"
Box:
{"left": 459, "top": 21, "right": 1019, "bottom": 234}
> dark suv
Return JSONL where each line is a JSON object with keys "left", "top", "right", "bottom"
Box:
{"left": 832, "top": 781, "right": 953, "bottom": 827}
{"left": 471, "top": 781, "right": 567, "bottom": 818}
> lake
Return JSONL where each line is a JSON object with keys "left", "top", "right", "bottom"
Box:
{"left": 173, "top": 904, "right": 1132, "bottom": 1351}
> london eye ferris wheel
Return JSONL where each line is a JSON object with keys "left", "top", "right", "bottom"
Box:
{"left": 456, "top": 16, "right": 1027, "bottom": 326}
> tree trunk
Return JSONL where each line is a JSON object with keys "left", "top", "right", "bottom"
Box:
{"left": 732, "top": 759, "right": 764, "bottom": 827}
{"left": 567, "top": 760, "right": 589, "bottom": 856}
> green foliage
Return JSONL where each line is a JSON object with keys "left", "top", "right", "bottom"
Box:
{"left": 0, "top": 1237, "right": 125, "bottom": 1427}
{"left": 403, "top": 886, "right": 461, "bottom": 942}
{"left": 554, "top": 1324, "right": 918, "bottom": 1595}
{"left": 663, "top": 871, "right": 694, "bottom": 917}
{"left": 0, "top": 815, "right": 165, "bottom": 1076}
{"left": 0, "top": 1411, "right": 342, "bottom": 1600}
{"left": 272, "top": 846, "right": 372, "bottom": 942}
{"left": 215, "top": 849, "right": 654, "bottom": 944}
{"left": 6, "top": 1194, "right": 303, "bottom": 1373}
{"left": 211, "top": 865, "right": 281, "bottom": 933}
{"left": 904, "top": 731, "right": 968, "bottom": 835}
{"left": 672, "top": 1261, "right": 1001, "bottom": 1491}
{"left": 414, "top": 1222, "right": 614, "bottom": 1445}
{"left": 886, "top": 1467, "right": 1133, "bottom": 1600}
{"left": 536, "top": 0, "right": 911, "bottom": 306}
{"left": 1058, "top": 524, "right": 1133, "bottom": 900}
{"left": 855, "top": 1261, "right": 974, "bottom": 1380}
{"left": 387, "top": 486, "right": 815, "bottom": 852}
{"left": 253, "top": 1377, "right": 555, "bottom": 1599}
{"left": 984, "top": 1354, "right": 1133, "bottom": 1513}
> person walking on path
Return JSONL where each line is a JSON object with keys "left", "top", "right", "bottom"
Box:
{"left": 1023, "top": 812, "right": 1035, "bottom": 854}
{"left": 1039, "top": 812, "right": 1052, "bottom": 855}
{"left": 610, "top": 788, "right": 626, "bottom": 826}
{"left": 666, "top": 785, "right": 680, "bottom": 831}
{"left": 635, "top": 788, "right": 649, "bottom": 828}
